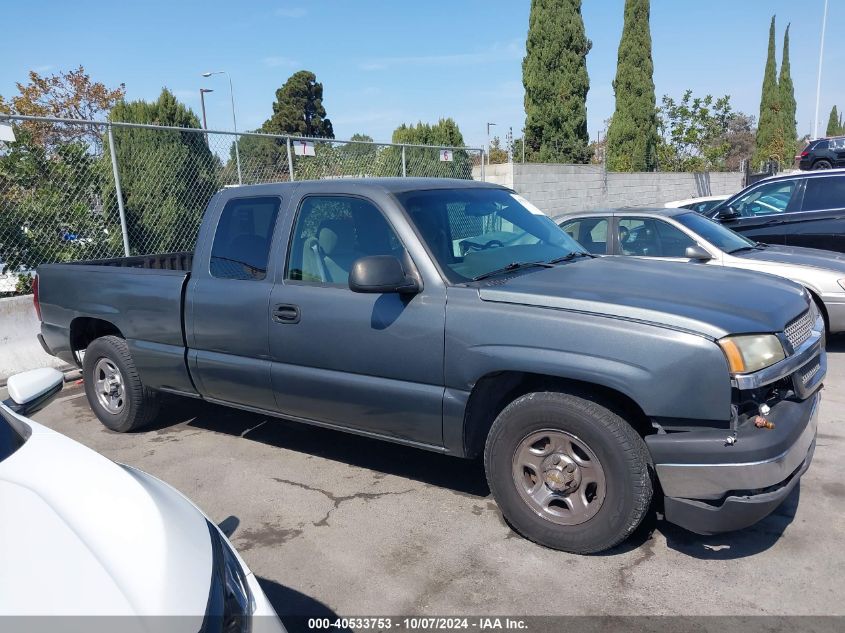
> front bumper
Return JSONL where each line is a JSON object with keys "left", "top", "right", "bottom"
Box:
{"left": 648, "top": 392, "right": 819, "bottom": 534}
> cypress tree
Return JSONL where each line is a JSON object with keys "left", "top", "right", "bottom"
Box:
{"left": 826, "top": 106, "right": 840, "bottom": 136}
{"left": 523, "top": 0, "right": 592, "bottom": 163}
{"left": 753, "top": 16, "right": 784, "bottom": 167}
{"left": 605, "top": 0, "right": 659, "bottom": 172}
{"left": 779, "top": 24, "right": 797, "bottom": 159}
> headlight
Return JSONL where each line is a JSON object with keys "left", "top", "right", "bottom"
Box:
{"left": 718, "top": 334, "right": 785, "bottom": 374}
{"left": 206, "top": 521, "right": 254, "bottom": 633}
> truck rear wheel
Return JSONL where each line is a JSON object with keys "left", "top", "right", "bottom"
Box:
{"left": 83, "top": 335, "right": 159, "bottom": 432}
{"left": 484, "top": 391, "right": 653, "bottom": 553}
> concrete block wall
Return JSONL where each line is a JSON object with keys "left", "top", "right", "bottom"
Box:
{"left": 0, "top": 295, "right": 68, "bottom": 383}
{"left": 473, "top": 163, "right": 744, "bottom": 216}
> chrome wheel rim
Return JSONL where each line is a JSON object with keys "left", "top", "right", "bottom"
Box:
{"left": 93, "top": 358, "right": 125, "bottom": 414}
{"left": 512, "top": 429, "right": 606, "bottom": 525}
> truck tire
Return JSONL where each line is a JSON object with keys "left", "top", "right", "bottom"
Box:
{"left": 83, "top": 335, "right": 159, "bottom": 432}
{"left": 484, "top": 391, "right": 653, "bottom": 554}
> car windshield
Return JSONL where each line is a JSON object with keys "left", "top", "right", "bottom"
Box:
{"left": 675, "top": 212, "right": 755, "bottom": 253}
{"left": 397, "top": 188, "right": 582, "bottom": 282}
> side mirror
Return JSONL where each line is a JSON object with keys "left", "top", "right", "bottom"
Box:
{"left": 685, "top": 245, "right": 713, "bottom": 262}
{"left": 715, "top": 205, "right": 740, "bottom": 221}
{"left": 349, "top": 255, "right": 420, "bottom": 294}
{"left": 4, "top": 367, "right": 64, "bottom": 417}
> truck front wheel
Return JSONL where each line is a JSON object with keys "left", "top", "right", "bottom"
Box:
{"left": 83, "top": 335, "right": 159, "bottom": 432}
{"left": 484, "top": 391, "right": 653, "bottom": 553}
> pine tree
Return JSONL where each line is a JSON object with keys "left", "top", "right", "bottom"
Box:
{"left": 753, "top": 16, "right": 784, "bottom": 167}
{"left": 779, "top": 24, "right": 797, "bottom": 159}
{"left": 605, "top": 0, "right": 659, "bottom": 171}
{"left": 263, "top": 70, "right": 333, "bottom": 138}
{"left": 826, "top": 106, "right": 840, "bottom": 136}
{"left": 523, "top": 0, "right": 592, "bottom": 163}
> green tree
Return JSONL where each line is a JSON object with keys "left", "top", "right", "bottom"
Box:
{"left": 523, "top": 0, "right": 592, "bottom": 162}
{"left": 779, "top": 24, "right": 797, "bottom": 160}
{"left": 263, "top": 70, "right": 333, "bottom": 138}
{"left": 657, "top": 91, "right": 734, "bottom": 171}
{"left": 826, "top": 106, "right": 841, "bottom": 136}
{"left": 376, "top": 119, "right": 472, "bottom": 178}
{"left": 605, "top": 0, "right": 659, "bottom": 171}
{"left": 107, "top": 88, "right": 219, "bottom": 254}
{"left": 753, "top": 16, "right": 784, "bottom": 167}
{"left": 488, "top": 136, "right": 509, "bottom": 164}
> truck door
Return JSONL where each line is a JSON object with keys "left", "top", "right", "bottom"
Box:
{"left": 268, "top": 192, "right": 447, "bottom": 447}
{"left": 186, "top": 194, "right": 282, "bottom": 410}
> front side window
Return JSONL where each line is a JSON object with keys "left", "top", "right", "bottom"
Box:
{"left": 209, "top": 196, "right": 281, "bottom": 280}
{"left": 730, "top": 181, "right": 797, "bottom": 217}
{"left": 618, "top": 217, "right": 695, "bottom": 257}
{"left": 287, "top": 196, "right": 403, "bottom": 285}
{"left": 396, "top": 188, "right": 582, "bottom": 282}
{"left": 559, "top": 218, "right": 609, "bottom": 255}
{"left": 803, "top": 175, "right": 845, "bottom": 211}
{"left": 674, "top": 212, "right": 754, "bottom": 253}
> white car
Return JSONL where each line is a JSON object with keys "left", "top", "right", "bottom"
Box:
{"left": 557, "top": 207, "right": 845, "bottom": 333}
{"left": 0, "top": 368, "right": 285, "bottom": 632}
{"left": 663, "top": 195, "right": 729, "bottom": 214}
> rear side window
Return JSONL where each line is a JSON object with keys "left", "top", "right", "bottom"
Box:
{"left": 803, "top": 176, "right": 845, "bottom": 211}
{"left": 209, "top": 197, "right": 281, "bottom": 280}
{"left": 559, "top": 218, "right": 609, "bottom": 255}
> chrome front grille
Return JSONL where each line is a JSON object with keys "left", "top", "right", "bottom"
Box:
{"left": 802, "top": 362, "right": 822, "bottom": 386}
{"left": 784, "top": 310, "right": 814, "bottom": 351}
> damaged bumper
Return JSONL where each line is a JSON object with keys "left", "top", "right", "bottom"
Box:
{"left": 648, "top": 393, "right": 819, "bottom": 534}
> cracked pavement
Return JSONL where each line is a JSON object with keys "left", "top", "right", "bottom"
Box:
{"left": 16, "top": 337, "right": 845, "bottom": 621}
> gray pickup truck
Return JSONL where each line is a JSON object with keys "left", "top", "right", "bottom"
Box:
{"left": 35, "top": 178, "right": 825, "bottom": 553}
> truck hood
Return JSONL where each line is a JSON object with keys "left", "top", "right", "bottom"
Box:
{"left": 732, "top": 244, "right": 845, "bottom": 275}
{"left": 477, "top": 257, "right": 809, "bottom": 339}
{"left": 0, "top": 407, "right": 212, "bottom": 620}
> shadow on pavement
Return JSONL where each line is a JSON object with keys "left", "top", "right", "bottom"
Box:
{"left": 150, "top": 395, "right": 491, "bottom": 498}
{"left": 826, "top": 333, "right": 845, "bottom": 353}
{"left": 257, "top": 577, "right": 351, "bottom": 633}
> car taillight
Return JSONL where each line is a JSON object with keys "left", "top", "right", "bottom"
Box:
{"left": 32, "top": 274, "right": 42, "bottom": 321}
{"left": 801, "top": 150, "right": 809, "bottom": 158}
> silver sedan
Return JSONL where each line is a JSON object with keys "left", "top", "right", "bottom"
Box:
{"left": 556, "top": 207, "right": 845, "bottom": 333}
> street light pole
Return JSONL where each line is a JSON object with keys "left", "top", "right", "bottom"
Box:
{"left": 813, "top": 0, "right": 829, "bottom": 139}
{"left": 202, "top": 70, "right": 242, "bottom": 184}
{"left": 486, "top": 122, "right": 497, "bottom": 169}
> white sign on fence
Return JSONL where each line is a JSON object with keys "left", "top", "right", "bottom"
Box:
{"left": 293, "top": 140, "right": 316, "bottom": 156}
{"left": 0, "top": 122, "right": 16, "bottom": 143}
{"left": 439, "top": 149, "right": 454, "bottom": 162}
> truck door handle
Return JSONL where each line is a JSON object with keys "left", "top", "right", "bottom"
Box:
{"left": 272, "top": 304, "right": 300, "bottom": 324}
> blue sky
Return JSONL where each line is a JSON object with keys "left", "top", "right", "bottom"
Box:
{"left": 3, "top": 1, "right": 842, "bottom": 148}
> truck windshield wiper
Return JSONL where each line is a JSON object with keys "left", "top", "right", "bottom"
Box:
{"left": 547, "top": 251, "right": 595, "bottom": 264}
{"left": 472, "top": 261, "right": 555, "bottom": 281}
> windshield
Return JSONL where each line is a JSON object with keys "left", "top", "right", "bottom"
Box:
{"left": 675, "top": 212, "right": 755, "bottom": 253}
{"left": 0, "top": 409, "right": 29, "bottom": 463}
{"left": 396, "top": 188, "right": 582, "bottom": 282}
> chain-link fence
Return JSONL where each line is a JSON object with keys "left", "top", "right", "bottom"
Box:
{"left": 0, "top": 114, "right": 483, "bottom": 292}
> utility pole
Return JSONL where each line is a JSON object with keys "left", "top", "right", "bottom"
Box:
{"left": 486, "top": 122, "right": 497, "bottom": 169}
{"left": 199, "top": 88, "right": 213, "bottom": 146}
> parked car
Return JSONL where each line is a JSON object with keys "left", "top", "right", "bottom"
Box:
{"left": 799, "top": 136, "right": 845, "bottom": 170}
{"left": 35, "top": 179, "right": 823, "bottom": 553}
{"left": 558, "top": 207, "right": 845, "bottom": 333}
{"left": 0, "top": 367, "right": 284, "bottom": 631}
{"left": 663, "top": 194, "right": 728, "bottom": 214}
{"left": 708, "top": 169, "right": 845, "bottom": 252}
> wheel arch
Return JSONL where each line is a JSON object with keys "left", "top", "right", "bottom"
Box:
{"left": 462, "top": 371, "right": 652, "bottom": 459}
{"left": 70, "top": 317, "right": 124, "bottom": 363}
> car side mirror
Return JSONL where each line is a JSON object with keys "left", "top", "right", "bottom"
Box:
{"left": 715, "top": 206, "right": 740, "bottom": 221}
{"left": 3, "top": 368, "right": 64, "bottom": 417}
{"left": 349, "top": 255, "right": 420, "bottom": 294}
{"left": 685, "top": 245, "right": 713, "bottom": 262}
